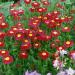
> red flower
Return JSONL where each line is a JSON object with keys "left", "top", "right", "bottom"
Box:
{"left": 29, "top": 7, "right": 35, "bottom": 12}
{"left": 0, "top": 22, "right": 8, "bottom": 29}
{"left": 37, "top": 7, "right": 44, "bottom": 13}
{"left": 28, "top": 33, "right": 35, "bottom": 39}
{"left": 37, "top": 29, "right": 45, "bottom": 35}
{"left": 37, "top": 34, "right": 47, "bottom": 41}
{"left": 42, "top": 16, "right": 48, "bottom": 22}
{"left": 47, "top": 20, "right": 56, "bottom": 28}
{"left": 18, "top": 28, "right": 25, "bottom": 33}
{"left": 22, "top": 39, "right": 30, "bottom": 44}
{"left": 56, "top": 3, "right": 64, "bottom": 9}
{"left": 24, "top": 0, "right": 31, "bottom": 4}
{"left": 15, "top": 22, "right": 23, "bottom": 27}
{"left": 0, "top": 15, "right": 5, "bottom": 22}
{"left": 0, "top": 50, "right": 9, "bottom": 57}
{"left": 31, "top": 1, "right": 40, "bottom": 8}
{"left": 7, "top": 30, "right": 15, "bottom": 37}
{"left": 60, "top": 0, "right": 66, "bottom": 2}
{"left": 51, "top": 30, "right": 60, "bottom": 37}
{"left": 38, "top": 51, "right": 49, "bottom": 60}
{"left": 18, "top": 9, "right": 24, "bottom": 15}
{"left": 52, "top": 11, "right": 60, "bottom": 16}
{"left": 0, "top": 41, "right": 5, "bottom": 47}
{"left": 50, "top": 42, "right": 58, "bottom": 49}
{"left": 0, "top": 31, "right": 6, "bottom": 39}
{"left": 42, "top": 7, "right": 47, "bottom": 12}
{"left": 18, "top": 51, "right": 28, "bottom": 59}
{"left": 64, "top": 41, "right": 74, "bottom": 48}
{"left": 15, "top": 33, "right": 24, "bottom": 40}
{"left": 54, "top": 39, "right": 60, "bottom": 44}
{"left": 21, "top": 43, "right": 31, "bottom": 50}
{"left": 42, "top": 1, "right": 50, "bottom": 6}
{"left": 62, "top": 26, "right": 70, "bottom": 32}
{"left": 45, "top": 35, "right": 52, "bottom": 41}
{"left": 13, "top": 15, "right": 21, "bottom": 20}
{"left": 2, "top": 56, "right": 13, "bottom": 64}
{"left": 10, "top": 9, "right": 18, "bottom": 16}
{"left": 32, "top": 36, "right": 38, "bottom": 42}
{"left": 11, "top": 26, "right": 18, "bottom": 33}
{"left": 56, "top": 46, "right": 65, "bottom": 52}
{"left": 33, "top": 42, "right": 41, "bottom": 48}
{"left": 28, "top": 21, "right": 39, "bottom": 29}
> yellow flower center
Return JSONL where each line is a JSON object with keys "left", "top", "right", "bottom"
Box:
{"left": 51, "top": 20, "right": 55, "bottom": 23}
{"left": 53, "top": 31, "right": 57, "bottom": 34}
{"left": 17, "top": 34, "right": 21, "bottom": 37}
{"left": 39, "top": 30, "right": 42, "bottom": 32}
{"left": 35, "top": 43, "right": 39, "bottom": 46}
{"left": 2, "top": 23, "right": 5, "bottom": 26}
{"left": 44, "top": 17, "right": 47, "bottom": 20}
{"left": 4, "top": 57, "right": 10, "bottom": 61}
{"left": 29, "top": 34, "right": 32, "bottom": 36}
{"left": 33, "top": 22, "right": 37, "bottom": 25}
{"left": 1, "top": 51, "right": 6, "bottom": 53}
{"left": 64, "top": 27, "right": 68, "bottom": 29}
{"left": 24, "top": 40, "right": 28, "bottom": 42}
{"left": 38, "top": 16, "right": 42, "bottom": 19}
{"left": 42, "top": 52, "right": 46, "bottom": 56}
{"left": 66, "top": 41, "right": 70, "bottom": 44}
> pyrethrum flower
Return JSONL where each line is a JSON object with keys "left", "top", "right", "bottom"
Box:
{"left": 2, "top": 56, "right": 13, "bottom": 64}
{"left": 38, "top": 51, "right": 49, "bottom": 60}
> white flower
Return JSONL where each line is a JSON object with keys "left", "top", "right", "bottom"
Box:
{"left": 60, "top": 50, "right": 67, "bottom": 57}
{"left": 57, "top": 71, "right": 66, "bottom": 75}
{"left": 25, "top": 70, "right": 41, "bottom": 75}
{"left": 47, "top": 73, "right": 52, "bottom": 75}
{"left": 65, "top": 67, "right": 75, "bottom": 75}
{"left": 53, "top": 60, "right": 59, "bottom": 68}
